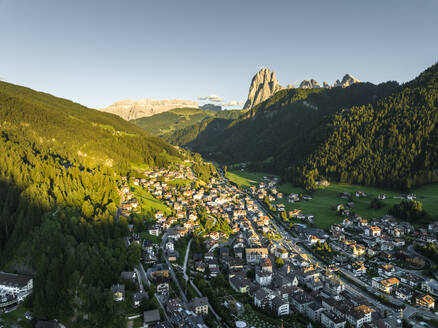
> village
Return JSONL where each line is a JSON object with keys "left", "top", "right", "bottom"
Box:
{"left": 1, "top": 163, "right": 438, "bottom": 328}
{"left": 111, "top": 163, "right": 438, "bottom": 328}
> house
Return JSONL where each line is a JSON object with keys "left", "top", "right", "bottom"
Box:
{"left": 256, "top": 269, "right": 272, "bottom": 286}
{"left": 321, "top": 310, "right": 346, "bottom": 328}
{"left": 351, "top": 262, "right": 367, "bottom": 276}
{"left": 120, "top": 271, "right": 136, "bottom": 283}
{"left": 254, "top": 288, "right": 273, "bottom": 308}
{"left": 305, "top": 301, "right": 325, "bottom": 322}
{"left": 132, "top": 291, "right": 148, "bottom": 307}
{"left": 148, "top": 224, "right": 160, "bottom": 236}
{"left": 378, "top": 264, "right": 395, "bottom": 277}
{"left": 143, "top": 309, "right": 161, "bottom": 327}
{"left": 111, "top": 284, "right": 125, "bottom": 301}
{"left": 365, "top": 226, "right": 381, "bottom": 237}
{"left": 166, "top": 241, "right": 175, "bottom": 251}
{"left": 155, "top": 276, "right": 170, "bottom": 294}
{"left": 372, "top": 277, "right": 400, "bottom": 294}
{"left": 245, "top": 248, "right": 268, "bottom": 264}
{"left": 345, "top": 305, "right": 374, "bottom": 328}
{"left": 0, "top": 272, "right": 33, "bottom": 296}
{"left": 395, "top": 287, "right": 413, "bottom": 302}
{"left": 416, "top": 294, "right": 435, "bottom": 309}
{"left": 422, "top": 279, "right": 438, "bottom": 297}
{"left": 190, "top": 297, "right": 209, "bottom": 315}
{"left": 271, "top": 296, "right": 289, "bottom": 316}
{"left": 290, "top": 292, "right": 313, "bottom": 314}
{"left": 229, "top": 275, "right": 251, "bottom": 294}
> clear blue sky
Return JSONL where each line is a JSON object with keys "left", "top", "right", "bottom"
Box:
{"left": 1, "top": 0, "right": 437, "bottom": 109}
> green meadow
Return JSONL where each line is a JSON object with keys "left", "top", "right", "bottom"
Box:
{"left": 227, "top": 170, "right": 438, "bottom": 230}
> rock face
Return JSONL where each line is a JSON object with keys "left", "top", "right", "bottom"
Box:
{"left": 244, "top": 68, "right": 283, "bottom": 109}
{"left": 100, "top": 99, "right": 199, "bottom": 120}
{"left": 334, "top": 74, "right": 361, "bottom": 88}
{"left": 200, "top": 103, "right": 222, "bottom": 112}
{"left": 299, "top": 79, "right": 320, "bottom": 89}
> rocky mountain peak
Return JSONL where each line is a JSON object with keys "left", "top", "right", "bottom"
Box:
{"left": 243, "top": 68, "right": 283, "bottom": 109}
{"left": 300, "top": 79, "right": 320, "bottom": 89}
{"left": 334, "top": 74, "right": 361, "bottom": 87}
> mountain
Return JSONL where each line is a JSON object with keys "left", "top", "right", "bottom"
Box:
{"left": 300, "top": 79, "right": 321, "bottom": 89}
{"left": 334, "top": 74, "right": 361, "bottom": 88}
{"left": 243, "top": 68, "right": 283, "bottom": 109}
{"left": 179, "top": 63, "right": 438, "bottom": 191}
{"left": 0, "top": 81, "right": 215, "bottom": 325}
{"left": 243, "top": 68, "right": 361, "bottom": 108}
{"left": 133, "top": 107, "right": 243, "bottom": 140}
{"left": 100, "top": 98, "right": 199, "bottom": 120}
{"left": 200, "top": 103, "right": 222, "bottom": 111}
{"left": 184, "top": 81, "right": 399, "bottom": 168}
{"left": 298, "top": 63, "right": 438, "bottom": 190}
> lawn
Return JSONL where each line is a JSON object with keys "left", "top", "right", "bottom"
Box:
{"left": 225, "top": 170, "right": 272, "bottom": 188}
{"left": 166, "top": 178, "right": 191, "bottom": 188}
{"left": 132, "top": 185, "right": 172, "bottom": 215}
{"left": 0, "top": 304, "right": 32, "bottom": 328}
{"left": 236, "top": 308, "right": 279, "bottom": 328}
{"left": 274, "top": 182, "right": 438, "bottom": 230}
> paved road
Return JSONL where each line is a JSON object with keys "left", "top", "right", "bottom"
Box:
{"left": 137, "top": 263, "right": 151, "bottom": 288}
{"left": 161, "top": 232, "right": 188, "bottom": 304}
{"left": 183, "top": 238, "right": 192, "bottom": 282}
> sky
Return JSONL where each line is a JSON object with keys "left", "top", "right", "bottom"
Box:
{"left": 0, "top": 0, "right": 437, "bottom": 109}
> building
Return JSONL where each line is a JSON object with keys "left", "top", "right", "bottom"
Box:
{"left": 416, "top": 294, "right": 435, "bottom": 309}
{"left": 143, "top": 309, "right": 161, "bottom": 327}
{"left": 190, "top": 297, "right": 209, "bottom": 315}
{"left": 271, "top": 296, "right": 289, "bottom": 316}
{"left": 0, "top": 272, "right": 33, "bottom": 295}
{"left": 111, "top": 284, "right": 125, "bottom": 301}
{"left": 321, "top": 310, "right": 346, "bottom": 328}
{"left": 245, "top": 248, "right": 268, "bottom": 264}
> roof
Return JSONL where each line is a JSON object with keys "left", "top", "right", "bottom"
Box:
{"left": 35, "top": 321, "right": 59, "bottom": 328}
{"left": 260, "top": 257, "right": 272, "bottom": 267}
{"left": 190, "top": 296, "right": 208, "bottom": 308}
{"left": 0, "top": 272, "right": 32, "bottom": 288}
{"left": 245, "top": 248, "right": 268, "bottom": 255}
{"left": 143, "top": 309, "right": 160, "bottom": 323}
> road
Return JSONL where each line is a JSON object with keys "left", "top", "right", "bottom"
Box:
{"left": 161, "top": 232, "right": 188, "bottom": 304}
{"left": 183, "top": 238, "right": 192, "bottom": 282}
{"left": 251, "top": 193, "right": 402, "bottom": 316}
{"left": 137, "top": 263, "right": 151, "bottom": 288}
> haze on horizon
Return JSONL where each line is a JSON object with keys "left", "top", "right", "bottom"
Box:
{"left": 0, "top": 0, "right": 437, "bottom": 109}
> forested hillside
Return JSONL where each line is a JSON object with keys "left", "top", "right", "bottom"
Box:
{"left": 181, "top": 81, "right": 399, "bottom": 168}
{"left": 296, "top": 62, "right": 438, "bottom": 190}
{"left": 133, "top": 107, "right": 243, "bottom": 140}
{"left": 0, "top": 81, "right": 206, "bottom": 326}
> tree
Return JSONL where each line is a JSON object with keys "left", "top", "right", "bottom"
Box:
{"left": 126, "top": 243, "right": 141, "bottom": 268}
{"left": 275, "top": 257, "right": 284, "bottom": 267}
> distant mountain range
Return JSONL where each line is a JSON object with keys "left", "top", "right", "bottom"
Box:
{"left": 100, "top": 99, "right": 199, "bottom": 120}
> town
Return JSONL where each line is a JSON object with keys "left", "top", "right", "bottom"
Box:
{"left": 1, "top": 163, "right": 438, "bottom": 328}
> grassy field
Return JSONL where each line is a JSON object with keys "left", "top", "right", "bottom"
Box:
{"left": 166, "top": 178, "right": 192, "bottom": 188}
{"left": 0, "top": 304, "right": 32, "bottom": 328}
{"left": 275, "top": 182, "right": 438, "bottom": 230}
{"left": 132, "top": 185, "right": 172, "bottom": 215}
{"left": 228, "top": 169, "right": 438, "bottom": 230}
{"left": 225, "top": 170, "right": 272, "bottom": 188}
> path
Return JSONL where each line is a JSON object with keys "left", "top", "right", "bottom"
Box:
{"left": 183, "top": 238, "right": 193, "bottom": 282}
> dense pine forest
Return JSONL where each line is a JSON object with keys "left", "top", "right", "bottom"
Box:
{"left": 0, "top": 81, "right": 212, "bottom": 326}
{"left": 295, "top": 62, "right": 438, "bottom": 190}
